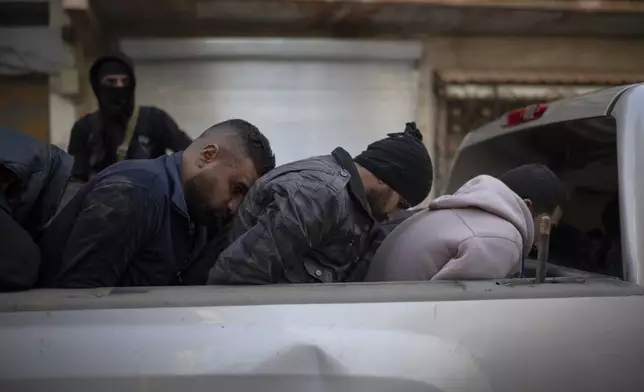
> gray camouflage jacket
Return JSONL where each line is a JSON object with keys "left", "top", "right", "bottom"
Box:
{"left": 208, "top": 148, "right": 376, "bottom": 284}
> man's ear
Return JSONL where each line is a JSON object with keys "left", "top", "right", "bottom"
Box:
{"left": 523, "top": 199, "right": 533, "bottom": 210}
{"left": 199, "top": 144, "right": 220, "bottom": 167}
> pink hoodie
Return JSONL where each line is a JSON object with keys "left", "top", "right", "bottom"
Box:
{"left": 365, "top": 175, "right": 534, "bottom": 281}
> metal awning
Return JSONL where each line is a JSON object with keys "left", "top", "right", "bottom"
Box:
{"left": 436, "top": 69, "right": 644, "bottom": 86}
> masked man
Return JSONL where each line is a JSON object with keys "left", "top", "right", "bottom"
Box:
{"left": 68, "top": 52, "right": 192, "bottom": 182}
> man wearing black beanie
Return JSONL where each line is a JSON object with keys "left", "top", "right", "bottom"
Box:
{"left": 208, "top": 122, "right": 433, "bottom": 285}
{"left": 354, "top": 122, "right": 433, "bottom": 218}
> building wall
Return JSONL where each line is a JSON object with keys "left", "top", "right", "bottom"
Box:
{"left": 0, "top": 75, "right": 50, "bottom": 141}
{"left": 48, "top": 92, "right": 76, "bottom": 150}
{"left": 51, "top": 36, "right": 644, "bottom": 160}
{"left": 47, "top": 0, "right": 83, "bottom": 151}
{"left": 0, "top": 17, "right": 67, "bottom": 142}
{"left": 424, "top": 37, "right": 644, "bottom": 72}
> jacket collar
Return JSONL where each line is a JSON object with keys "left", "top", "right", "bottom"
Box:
{"left": 165, "top": 152, "right": 190, "bottom": 219}
{"left": 332, "top": 147, "right": 373, "bottom": 219}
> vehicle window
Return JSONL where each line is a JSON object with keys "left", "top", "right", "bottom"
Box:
{"left": 449, "top": 116, "right": 621, "bottom": 278}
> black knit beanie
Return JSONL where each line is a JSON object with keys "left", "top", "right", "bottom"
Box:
{"left": 354, "top": 123, "right": 433, "bottom": 206}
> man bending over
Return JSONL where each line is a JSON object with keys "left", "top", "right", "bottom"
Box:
{"left": 40, "top": 119, "right": 274, "bottom": 288}
{"left": 366, "top": 164, "right": 566, "bottom": 282}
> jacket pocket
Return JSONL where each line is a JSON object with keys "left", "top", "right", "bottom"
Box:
{"left": 303, "top": 259, "right": 334, "bottom": 283}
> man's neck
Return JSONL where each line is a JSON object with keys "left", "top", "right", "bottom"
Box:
{"left": 354, "top": 162, "right": 376, "bottom": 190}
{"left": 179, "top": 151, "right": 192, "bottom": 186}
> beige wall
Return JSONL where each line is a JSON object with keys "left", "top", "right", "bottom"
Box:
{"left": 49, "top": 92, "right": 77, "bottom": 150}
{"left": 424, "top": 37, "right": 644, "bottom": 72}
{"left": 48, "top": 0, "right": 99, "bottom": 150}
{"left": 57, "top": 36, "right": 644, "bottom": 158}
{"left": 0, "top": 75, "right": 51, "bottom": 142}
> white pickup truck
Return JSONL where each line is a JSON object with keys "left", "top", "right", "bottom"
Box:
{"left": 1, "top": 84, "right": 644, "bottom": 392}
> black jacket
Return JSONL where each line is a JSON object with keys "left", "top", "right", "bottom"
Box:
{"left": 0, "top": 127, "right": 73, "bottom": 238}
{"left": 38, "top": 153, "right": 207, "bottom": 288}
{"left": 69, "top": 53, "right": 191, "bottom": 181}
{"left": 0, "top": 127, "right": 73, "bottom": 291}
{"left": 69, "top": 107, "right": 192, "bottom": 180}
{"left": 208, "top": 148, "right": 376, "bottom": 285}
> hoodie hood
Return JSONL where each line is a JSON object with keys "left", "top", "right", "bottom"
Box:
{"left": 89, "top": 52, "right": 136, "bottom": 122}
{"left": 429, "top": 175, "right": 534, "bottom": 255}
{"left": 89, "top": 52, "right": 136, "bottom": 97}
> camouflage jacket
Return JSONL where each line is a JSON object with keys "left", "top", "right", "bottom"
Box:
{"left": 208, "top": 148, "right": 376, "bottom": 284}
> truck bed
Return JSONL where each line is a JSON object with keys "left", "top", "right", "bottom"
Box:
{"left": 1, "top": 279, "right": 643, "bottom": 392}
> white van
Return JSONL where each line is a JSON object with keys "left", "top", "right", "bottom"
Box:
{"left": 1, "top": 85, "right": 644, "bottom": 392}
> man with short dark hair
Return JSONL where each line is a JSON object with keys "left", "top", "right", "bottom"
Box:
{"left": 208, "top": 123, "right": 433, "bottom": 285}
{"left": 39, "top": 119, "right": 274, "bottom": 288}
{"left": 366, "top": 164, "right": 567, "bottom": 282}
{"left": 497, "top": 165, "right": 566, "bottom": 234}
{"left": 68, "top": 52, "right": 191, "bottom": 182}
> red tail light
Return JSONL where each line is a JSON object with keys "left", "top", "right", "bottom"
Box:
{"left": 504, "top": 104, "right": 547, "bottom": 127}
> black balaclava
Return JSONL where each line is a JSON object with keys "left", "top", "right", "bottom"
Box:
{"left": 354, "top": 123, "right": 433, "bottom": 206}
{"left": 89, "top": 53, "right": 136, "bottom": 125}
